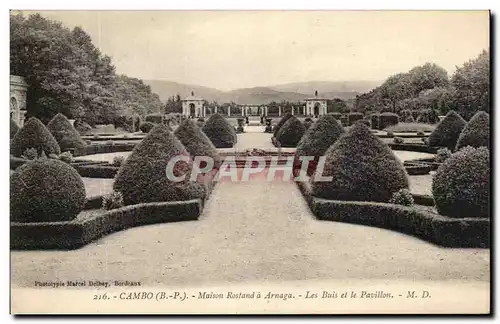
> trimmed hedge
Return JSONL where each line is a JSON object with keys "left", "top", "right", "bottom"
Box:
{"left": 47, "top": 113, "right": 87, "bottom": 153}
{"left": 302, "top": 118, "right": 313, "bottom": 130}
{"left": 296, "top": 114, "right": 345, "bottom": 164}
{"left": 428, "top": 110, "right": 467, "bottom": 150}
{"left": 114, "top": 115, "right": 140, "bottom": 132}
{"left": 139, "top": 121, "right": 155, "bottom": 133}
{"left": 432, "top": 146, "right": 490, "bottom": 218}
{"left": 175, "top": 119, "right": 222, "bottom": 169}
{"left": 310, "top": 123, "right": 409, "bottom": 202}
{"left": 379, "top": 112, "right": 399, "bottom": 130}
{"left": 10, "top": 159, "right": 86, "bottom": 223}
{"left": 273, "top": 112, "right": 292, "bottom": 136}
{"left": 11, "top": 117, "right": 61, "bottom": 158}
{"left": 348, "top": 112, "right": 363, "bottom": 126}
{"left": 145, "top": 113, "right": 166, "bottom": 124}
{"left": 328, "top": 112, "right": 342, "bottom": 120}
{"left": 455, "top": 111, "right": 490, "bottom": 151}
{"left": 10, "top": 119, "right": 20, "bottom": 139}
{"left": 73, "top": 119, "right": 92, "bottom": 134}
{"left": 202, "top": 113, "right": 236, "bottom": 148}
{"left": 113, "top": 124, "right": 207, "bottom": 205}
{"left": 74, "top": 163, "right": 118, "bottom": 178}
{"left": 11, "top": 200, "right": 202, "bottom": 250}
{"left": 275, "top": 115, "right": 306, "bottom": 148}
{"left": 311, "top": 197, "right": 489, "bottom": 248}
{"left": 80, "top": 142, "right": 136, "bottom": 156}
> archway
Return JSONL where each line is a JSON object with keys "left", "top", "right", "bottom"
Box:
{"left": 314, "top": 102, "right": 320, "bottom": 116}
{"left": 189, "top": 103, "right": 196, "bottom": 117}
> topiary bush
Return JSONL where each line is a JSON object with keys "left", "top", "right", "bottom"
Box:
{"left": 455, "top": 111, "right": 490, "bottom": 151}
{"left": 113, "top": 124, "right": 206, "bottom": 205}
{"left": 432, "top": 146, "right": 490, "bottom": 218}
{"left": 73, "top": 119, "right": 92, "bottom": 135}
{"left": 21, "top": 148, "right": 39, "bottom": 160}
{"left": 273, "top": 113, "right": 293, "bottom": 137}
{"left": 11, "top": 117, "right": 61, "bottom": 158}
{"left": 310, "top": 123, "right": 409, "bottom": 202}
{"left": 175, "top": 118, "right": 222, "bottom": 169}
{"left": 393, "top": 137, "right": 404, "bottom": 144}
{"left": 59, "top": 151, "right": 74, "bottom": 163}
{"left": 435, "top": 148, "right": 452, "bottom": 163}
{"left": 145, "top": 113, "right": 165, "bottom": 124}
{"left": 139, "top": 121, "right": 155, "bottom": 134}
{"left": 379, "top": 112, "right": 399, "bottom": 130}
{"left": 428, "top": 110, "right": 467, "bottom": 150}
{"left": 10, "top": 119, "right": 20, "bottom": 139}
{"left": 102, "top": 191, "right": 124, "bottom": 210}
{"left": 328, "top": 112, "right": 342, "bottom": 120}
{"left": 303, "top": 118, "right": 314, "bottom": 130}
{"left": 296, "top": 114, "right": 345, "bottom": 158}
{"left": 10, "top": 159, "right": 86, "bottom": 222}
{"left": 202, "top": 113, "right": 236, "bottom": 148}
{"left": 47, "top": 113, "right": 87, "bottom": 153}
{"left": 112, "top": 156, "right": 125, "bottom": 167}
{"left": 348, "top": 112, "right": 363, "bottom": 126}
{"left": 389, "top": 188, "right": 414, "bottom": 206}
{"left": 275, "top": 115, "right": 306, "bottom": 147}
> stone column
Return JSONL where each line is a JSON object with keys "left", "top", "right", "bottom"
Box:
{"left": 291, "top": 106, "right": 294, "bottom": 115}
{"left": 303, "top": 106, "right": 306, "bottom": 115}
{"left": 241, "top": 106, "right": 244, "bottom": 116}
{"left": 265, "top": 106, "right": 268, "bottom": 116}
{"left": 203, "top": 105, "right": 206, "bottom": 117}
{"left": 19, "top": 111, "right": 27, "bottom": 127}
{"left": 278, "top": 106, "right": 282, "bottom": 116}
{"left": 228, "top": 106, "right": 231, "bottom": 117}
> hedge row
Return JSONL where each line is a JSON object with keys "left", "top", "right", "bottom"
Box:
{"left": 388, "top": 143, "right": 438, "bottom": 154}
{"left": 74, "top": 164, "right": 119, "bottom": 178}
{"left": 11, "top": 200, "right": 202, "bottom": 250}
{"left": 311, "top": 197, "right": 489, "bottom": 248}
{"left": 79, "top": 143, "right": 137, "bottom": 155}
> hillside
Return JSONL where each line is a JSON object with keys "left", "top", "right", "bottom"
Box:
{"left": 143, "top": 79, "right": 376, "bottom": 104}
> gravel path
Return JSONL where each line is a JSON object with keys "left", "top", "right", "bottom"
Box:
{"left": 11, "top": 173, "right": 489, "bottom": 288}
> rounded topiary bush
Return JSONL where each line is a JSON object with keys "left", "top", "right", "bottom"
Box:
{"left": 202, "top": 113, "right": 236, "bottom": 148}
{"left": 303, "top": 118, "right": 314, "bottom": 130}
{"left": 310, "top": 123, "right": 409, "bottom": 202}
{"left": 11, "top": 117, "right": 61, "bottom": 158}
{"left": 113, "top": 124, "right": 206, "bottom": 205}
{"left": 10, "top": 159, "right": 86, "bottom": 222}
{"left": 370, "top": 114, "right": 380, "bottom": 130}
{"left": 273, "top": 112, "right": 292, "bottom": 137}
{"left": 432, "top": 146, "right": 490, "bottom": 218}
{"left": 296, "top": 114, "right": 345, "bottom": 158}
{"left": 139, "top": 121, "right": 155, "bottom": 133}
{"left": 275, "top": 115, "right": 306, "bottom": 147}
{"left": 73, "top": 119, "right": 92, "bottom": 135}
{"left": 10, "top": 119, "right": 20, "bottom": 139}
{"left": 389, "top": 188, "right": 414, "bottom": 206}
{"left": 455, "top": 111, "right": 490, "bottom": 151}
{"left": 175, "top": 119, "right": 222, "bottom": 169}
{"left": 428, "top": 110, "right": 467, "bottom": 150}
{"left": 47, "top": 113, "right": 87, "bottom": 152}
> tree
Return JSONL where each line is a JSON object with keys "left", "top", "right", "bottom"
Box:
{"left": 451, "top": 50, "right": 490, "bottom": 120}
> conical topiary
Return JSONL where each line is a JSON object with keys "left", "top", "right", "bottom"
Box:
{"left": 175, "top": 119, "right": 222, "bottom": 169}
{"left": 455, "top": 111, "right": 490, "bottom": 151}
{"left": 275, "top": 115, "right": 306, "bottom": 147}
{"left": 428, "top": 110, "right": 467, "bottom": 150}
{"left": 202, "top": 113, "right": 236, "bottom": 148}
{"left": 10, "top": 117, "right": 61, "bottom": 158}
{"left": 296, "top": 114, "right": 345, "bottom": 158}
{"left": 10, "top": 119, "right": 20, "bottom": 139}
{"left": 47, "top": 113, "right": 87, "bottom": 152}
{"left": 113, "top": 124, "right": 206, "bottom": 205}
{"left": 273, "top": 112, "right": 292, "bottom": 136}
{"left": 432, "top": 146, "right": 490, "bottom": 218}
{"left": 310, "top": 123, "right": 409, "bottom": 202}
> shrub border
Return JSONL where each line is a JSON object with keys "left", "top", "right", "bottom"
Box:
{"left": 296, "top": 181, "right": 489, "bottom": 248}
{"left": 11, "top": 200, "right": 202, "bottom": 250}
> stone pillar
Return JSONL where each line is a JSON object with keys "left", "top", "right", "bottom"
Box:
{"left": 241, "top": 106, "right": 244, "bottom": 116}
{"left": 203, "top": 105, "right": 206, "bottom": 117}
{"left": 291, "top": 106, "right": 294, "bottom": 115}
{"left": 228, "top": 106, "right": 231, "bottom": 117}
{"left": 265, "top": 106, "right": 268, "bottom": 116}
{"left": 278, "top": 106, "right": 282, "bottom": 116}
{"left": 19, "top": 111, "right": 27, "bottom": 127}
{"left": 215, "top": 106, "right": 218, "bottom": 114}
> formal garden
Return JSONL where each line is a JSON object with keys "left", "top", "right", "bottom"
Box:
{"left": 10, "top": 12, "right": 490, "bottom": 288}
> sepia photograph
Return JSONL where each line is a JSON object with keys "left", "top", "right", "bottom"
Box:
{"left": 8, "top": 8, "right": 491, "bottom": 315}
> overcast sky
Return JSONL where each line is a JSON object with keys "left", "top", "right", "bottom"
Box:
{"left": 20, "top": 10, "right": 489, "bottom": 91}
